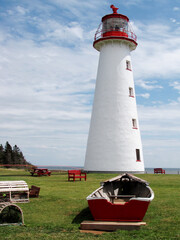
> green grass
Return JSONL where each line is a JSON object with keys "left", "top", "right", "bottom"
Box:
{"left": 0, "top": 168, "right": 179, "bottom": 239}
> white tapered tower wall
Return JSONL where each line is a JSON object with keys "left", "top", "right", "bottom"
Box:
{"left": 84, "top": 39, "right": 144, "bottom": 172}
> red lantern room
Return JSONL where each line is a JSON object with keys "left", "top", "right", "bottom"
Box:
{"left": 94, "top": 5, "right": 137, "bottom": 51}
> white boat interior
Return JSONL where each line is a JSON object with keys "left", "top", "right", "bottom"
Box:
{"left": 87, "top": 173, "right": 154, "bottom": 204}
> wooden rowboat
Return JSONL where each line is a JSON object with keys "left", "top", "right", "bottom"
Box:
{"left": 87, "top": 173, "right": 154, "bottom": 222}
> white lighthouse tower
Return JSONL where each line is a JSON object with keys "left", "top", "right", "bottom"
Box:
{"left": 84, "top": 5, "right": 144, "bottom": 173}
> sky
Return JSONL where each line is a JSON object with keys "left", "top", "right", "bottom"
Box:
{"left": 0, "top": 0, "right": 180, "bottom": 168}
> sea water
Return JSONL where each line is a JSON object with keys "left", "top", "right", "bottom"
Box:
{"left": 145, "top": 168, "right": 180, "bottom": 174}
{"left": 38, "top": 166, "right": 180, "bottom": 174}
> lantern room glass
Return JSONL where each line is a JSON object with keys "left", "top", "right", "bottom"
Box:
{"left": 103, "top": 18, "right": 128, "bottom": 34}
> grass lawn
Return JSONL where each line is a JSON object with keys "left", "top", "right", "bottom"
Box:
{"left": 0, "top": 168, "right": 179, "bottom": 240}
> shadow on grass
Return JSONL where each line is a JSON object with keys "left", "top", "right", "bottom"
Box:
{"left": 72, "top": 207, "right": 94, "bottom": 224}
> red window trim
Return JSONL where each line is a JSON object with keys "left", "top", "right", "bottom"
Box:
{"left": 136, "top": 149, "right": 141, "bottom": 162}
{"left": 129, "top": 87, "right": 134, "bottom": 97}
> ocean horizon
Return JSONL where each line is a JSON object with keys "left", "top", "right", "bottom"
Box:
{"left": 36, "top": 166, "right": 180, "bottom": 174}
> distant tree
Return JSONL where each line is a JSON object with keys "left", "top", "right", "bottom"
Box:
{"left": 0, "top": 142, "right": 32, "bottom": 168}
{"left": 17, "top": 151, "right": 25, "bottom": 165}
{"left": 0, "top": 144, "right": 4, "bottom": 165}
{"left": 4, "top": 141, "right": 13, "bottom": 166}
{"left": 12, "top": 145, "right": 21, "bottom": 165}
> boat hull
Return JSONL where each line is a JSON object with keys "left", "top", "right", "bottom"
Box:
{"left": 88, "top": 198, "right": 150, "bottom": 222}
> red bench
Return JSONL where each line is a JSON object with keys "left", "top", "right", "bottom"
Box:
{"left": 30, "top": 168, "right": 51, "bottom": 177}
{"left": 154, "top": 168, "right": 165, "bottom": 174}
{"left": 68, "top": 170, "right": 87, "bottom": 181}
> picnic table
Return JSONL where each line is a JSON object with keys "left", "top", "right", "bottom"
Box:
{"left": 30, "top": 168, "right": 51, "bottom": 177}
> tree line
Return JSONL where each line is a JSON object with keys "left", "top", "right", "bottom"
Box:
{"left": 0, "top": 141, "right": 32, "bottom": 168}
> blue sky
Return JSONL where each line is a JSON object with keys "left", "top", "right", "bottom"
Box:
{"left": 0, "top": 0, "right": 180, "bottom": 168}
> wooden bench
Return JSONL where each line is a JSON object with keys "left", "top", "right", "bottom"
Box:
{"left": 29, "top": 185, "right": 40, "bottom": 198}
{"left": 154, "top": 168, "right": 165, "bottom": 174}
{"left": 110, "top": 195, "right": 136, "bottom": 204}
{"left": 30, "top": 168, "right": 51, "bottom": 177}
{"left": 68, "top": 170, "right": 87, "bottom": 181}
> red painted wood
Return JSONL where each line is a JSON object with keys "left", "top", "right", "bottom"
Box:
{"left": 154, "top": 168, "right": 165, "bottom": 174}
{"left": 88, "top": 199, "right": 150, "bottom": 222}
{"left": 30, "top": 168, "right": 51, "bottom": 176}
{"left": 68, "top": 170, "right": 87, "bottom": 181}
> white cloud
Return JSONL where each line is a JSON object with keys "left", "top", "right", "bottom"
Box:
{"left": 16, "top": 6, "right": 28, "bottom": 15}
{"left": 0, "top": 24, "right": 98, "bottom": 166}
{"left": 169, "top": 81, "right": 180, "bottom": 93}
{"left": 132, "top": 22, "right": 180, "bottom": 80}
{"left": 138, "top": 103, "right": 180, "bottom": 168}
{"left": 173, "top": 7, "right": 180, "bottom": 11}
{"left": 139, "top": 103, "right": 180, "bottom": 138}
{"left": 137, "top": 93, "right": 150, "bottom": 99}
{"left": 170, "top": 18, "right": 176, "bottom": 23}
{"left": 38, "top": 20, "right": 84, "bottom": 43}
{"left": 135, "top": 79, "right": 162, "bottom": 90}
{"left": 120, "top": 0, "right": 143, "bottom": 6}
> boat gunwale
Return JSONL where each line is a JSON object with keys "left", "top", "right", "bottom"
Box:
{"left": 103, "top": 173, "right": 149, "bottom": 185}
{"left": 87, "top": 189, "right": 154, "bottom": 202}
{"left": 86, "top": 175, "right": 154, "bottom": 202}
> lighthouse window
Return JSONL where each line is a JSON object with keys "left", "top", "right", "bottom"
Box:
{"left": 132, "top": 119, "right": 137, "bottom": 129}
{"left": 136, "top": 149, "right": 141, "bottom": 162}
{"left": 129, "top": 87, "right": 134, "bottom": 97}
{"left": 126, "top": 60, "right": 131, "bottom": 71}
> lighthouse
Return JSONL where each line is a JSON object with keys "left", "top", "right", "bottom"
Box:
{"left": 84, "top": 5, "right": 144, "bottom": 173}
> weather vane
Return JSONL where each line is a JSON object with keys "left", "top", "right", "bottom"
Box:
{"left": 110, "top": 4, "right": 119, "bottom": 14}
